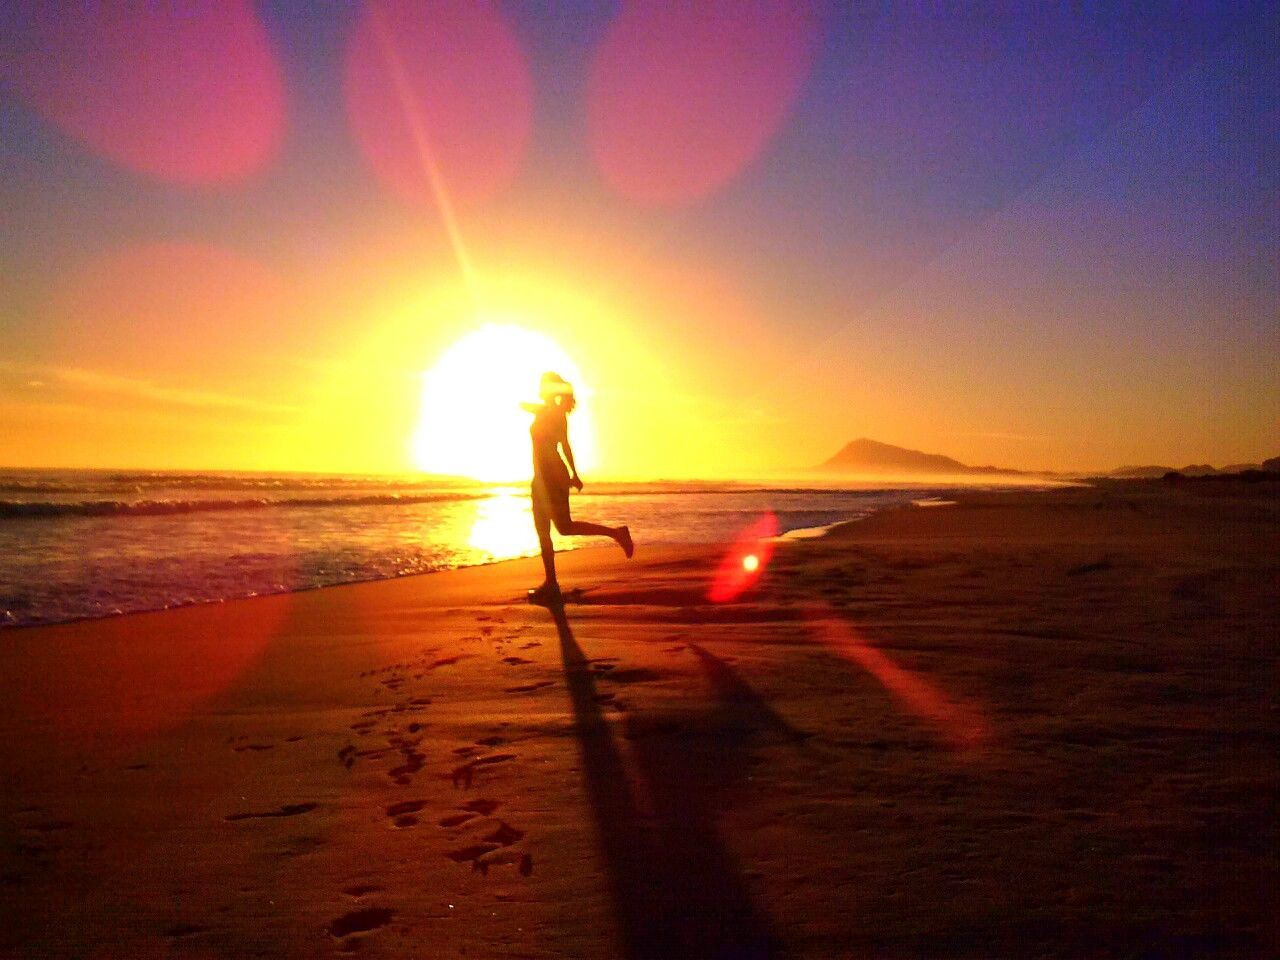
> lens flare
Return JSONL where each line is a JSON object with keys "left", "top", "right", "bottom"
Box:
{"left": 344, "top": 0, "right": 533, "bottom": 210}
{"left": 589, "top": 0, "right": 822, "bottom": 205}
{"left": 709, "top": 513, "right": 778, "bottom": 602}
{"left": 806, "top": 605, "right": 989, "bottom": 753}
{"left": 18, "top": 596, "right": 287, "bottom": 741}
{"left": 2, "top": 1, "right": 284, "bottom": 185}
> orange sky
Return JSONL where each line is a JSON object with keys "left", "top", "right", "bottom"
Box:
{"left": 1, "top": 3, "right": 1275, "bottom": 478}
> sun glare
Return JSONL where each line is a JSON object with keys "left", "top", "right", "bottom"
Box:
{"left": 412, "top": 322, "right": 596, "bottom": 482}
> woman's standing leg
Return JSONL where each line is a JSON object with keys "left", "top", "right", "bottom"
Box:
{"left": 532, "top": 484, "right": 558, "bottom": 590}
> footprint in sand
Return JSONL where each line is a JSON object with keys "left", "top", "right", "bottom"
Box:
{"left": 501, "top": 656, "right": 533, "bottom": 666}
{"left": 438, "top": 812, "right": 476, "bottom": 828}
{"left": 475, "top": 735, "right": 506, "bottom": 747}
{"left": 449, "top": 755, "right": 516, "bottom": 789}
{"left": 519, "top": 641, "right": 542, "bottom": 650}
{"left": 481, "top": 822, "right": 524, "bottom": 846}
{"left": 232, "top": 743, "right": 273, "bottom": 753}
{"left": 385, "top": 800, "right": 426, "bottom": 828}
{"left": 445, "top": 843, "right": 499, "bottom": 864}
{"left": 474, "top": 848, "right": 534, "bottom": 877}
{"left": 328, "top": 907, "right": 393, "bottom": 940}
{"left": 388, "top": 748, "right": 426, "bottom": 784}
{"left": 225, "top": 802, "right": 317, "bottom": 822}
{"left": 165, "top": 923, "right": 207, "bottom": 939}
{"left": 504, "top": 680, "right": 555, "bottom": 694}
{"left": 343, "top": 884, "right": 382, "bottom": 898}
{"left": 440, "top": 812, "right": 531, "bottom": 876}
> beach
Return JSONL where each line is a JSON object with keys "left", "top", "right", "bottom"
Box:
{"left": 2, "top": 480, "right": 1276, "bottom": 958}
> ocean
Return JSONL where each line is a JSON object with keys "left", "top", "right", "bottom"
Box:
{"left": 0, "top": 469, "right": 950, "bottom": 628}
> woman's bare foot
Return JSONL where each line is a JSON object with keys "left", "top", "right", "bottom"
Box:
{"left": 528, "top": 582, "right": 560, "bottom": 604}
{"left": 618, "top": 526, "right": 634, "bottom": 559}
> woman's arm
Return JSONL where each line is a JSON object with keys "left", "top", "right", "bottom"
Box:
{"left": 558, "top": 422, "right": 583, "bottom": 490}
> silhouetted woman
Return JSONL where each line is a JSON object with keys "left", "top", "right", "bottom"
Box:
{"left": 527, "top": 372, "right": 632, "bottom": 602}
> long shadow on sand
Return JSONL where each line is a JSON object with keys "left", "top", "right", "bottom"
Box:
{"left": 551, "top": 605, "right": 782, "bottom": 959}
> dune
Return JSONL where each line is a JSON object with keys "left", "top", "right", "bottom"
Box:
{"left": 1, "top": 481, "right": 1276, "bottom": 957}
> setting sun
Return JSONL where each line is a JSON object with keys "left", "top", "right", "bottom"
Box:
{"left": 411, "top": 322, "right": 596, "bottom": 482}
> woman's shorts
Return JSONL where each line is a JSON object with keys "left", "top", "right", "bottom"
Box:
{"left": 531, "top": 476, "right": 570, "bottom": 526}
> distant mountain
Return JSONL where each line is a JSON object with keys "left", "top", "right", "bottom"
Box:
{"left": 816, "top": 438, "right": 1023, "bottom": 475}
{"left": 1107, "top": 465, "right": 1171, "bottom": 479}
{"left": 1110, "top": 460, "right": 1272, "bottom": 478}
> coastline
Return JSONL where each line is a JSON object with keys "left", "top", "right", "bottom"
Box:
{"left": 2, "top": 480, "right": 1276, "bottom": 957}
{"left": 2, "top": 479, "right": 939, "bottom": 629}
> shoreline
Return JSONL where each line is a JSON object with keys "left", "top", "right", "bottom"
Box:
{"left": 4, "top": 483, "right": 954, "bottom": 631}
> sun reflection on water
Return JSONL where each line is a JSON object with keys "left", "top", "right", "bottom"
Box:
{"left": 468, "top": 488, "right": 538, "bottom": 560}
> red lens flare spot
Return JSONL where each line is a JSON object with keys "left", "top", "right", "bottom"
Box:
{"left": 2, "top": 1, "right": 285, "bottom": 185}
{"left": 709, "top": 513, "right": 779, "bottom": 603}
{"left": 343, "top": 0, "right": 533, "bottom": 208}
{"left": 17, "top": 597, "right": 288, "bottom": 744}
{"left": 589, "top": 0, "right": 822, "bottom": 206}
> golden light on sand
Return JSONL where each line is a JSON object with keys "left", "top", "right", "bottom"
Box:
{"left": 742, "top": 553, "right": 760, "bottom": 572}
{"left": 412, "top": 321, "right": 596, "bottom": 482}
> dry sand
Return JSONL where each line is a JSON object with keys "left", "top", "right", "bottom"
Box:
{"left": 1, "top": 480, "right": 1276, "bottom": 958}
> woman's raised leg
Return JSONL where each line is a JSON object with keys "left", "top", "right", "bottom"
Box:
{"left": 553, "top": 512, "right": 634, "bottom": 559}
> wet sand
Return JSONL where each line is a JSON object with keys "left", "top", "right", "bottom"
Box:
{"left": 1, "top": 480, "right": 1276, "bottom": 957}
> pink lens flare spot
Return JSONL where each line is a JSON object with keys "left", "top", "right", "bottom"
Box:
{"left": 709, "top": 513, "right": 779, "bottom": 603}
{"left": 589, "top": 0, "right": 823, "bottom": 206}
{"left": 343, "top": 0, "right": 533, "bottom": 209}
{"left": 807, "top": 607, "right": 990, "bottom": 753}
{"left": 2, "top": 1, "right": 285, "bottom": 185}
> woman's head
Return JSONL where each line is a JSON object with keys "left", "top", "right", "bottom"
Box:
{"left": 539, "top": 371, "right": 576, "bottom": 412}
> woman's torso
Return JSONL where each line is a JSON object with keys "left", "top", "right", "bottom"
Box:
{"left": 530, "top": 406, "right": 569, "bottom": 483}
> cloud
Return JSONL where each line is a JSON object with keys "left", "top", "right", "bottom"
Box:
{"left": 0, "top": 362, "right": 298, "bottom": 416}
